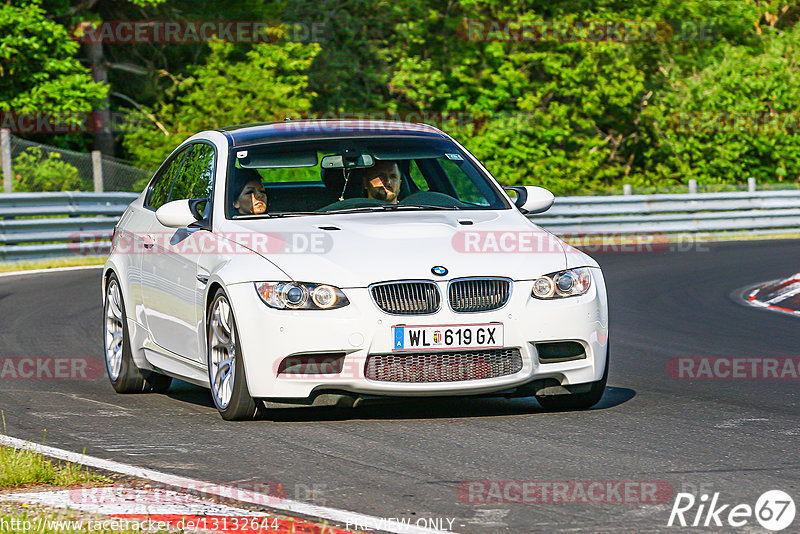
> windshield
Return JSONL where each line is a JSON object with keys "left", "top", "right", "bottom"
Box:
{"left": 224, "top": 137, "right": 509, "bottom": 218}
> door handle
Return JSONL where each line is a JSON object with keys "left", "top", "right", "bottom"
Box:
{"left": 143, "top": 234, "right": 155, "bottom": 249}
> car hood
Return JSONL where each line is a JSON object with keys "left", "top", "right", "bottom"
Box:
{"left": 222, "top": 210, "right": 572, "bottom": 288}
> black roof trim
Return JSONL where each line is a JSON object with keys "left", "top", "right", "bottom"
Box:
{"left": 215, "top": 119, "right": 448, "bottom": 147}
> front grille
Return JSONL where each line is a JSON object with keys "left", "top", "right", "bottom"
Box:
{"left": 370, "top": 281, "right": 440, "bottom": 315}
{"left": 448, "top": 278, "right": 512, "bottom": 312}
{"left": 365, "top": 348, "right": 523, "bottom": 383}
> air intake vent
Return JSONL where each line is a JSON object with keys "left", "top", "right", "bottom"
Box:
{"left": 536, "top": 341, "right": 586, "bottom": 363}
{"left": 365, "top": 348, "right": 523, "bottom": 382}
{"left": 370, "top": 281, "right": 441, "bottom": 315}
{"left": 448, "top": 278, "right": 512, "bottom": 313}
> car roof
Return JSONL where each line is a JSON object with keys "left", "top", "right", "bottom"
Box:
{"left": 216, "top": 119, "right": 449, "bottom": 147}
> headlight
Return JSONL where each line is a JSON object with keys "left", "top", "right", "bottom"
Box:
{"left": 255, "top": 282, "right": 349, "bottom": 310}
{"left": 532, "top": 268, "right": 592, "bottom": 299}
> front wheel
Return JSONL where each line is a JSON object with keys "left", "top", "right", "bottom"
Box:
{"left": 207, "top": 288, "right": 262, "bottom": 421}
{"left": 535, "top": 342, "right": 609, "bottom": 411}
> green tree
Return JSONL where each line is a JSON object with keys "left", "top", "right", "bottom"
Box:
{"left": 382, "top": 0, "right": 650, "bottom": 194}
{"left": 378, "top": 0, "right": 799, "bottom": 194}
{"left": 0, "top": 2, "right": 107, "bottom": 122}
{"left": 265, "top": 0, "right": 401, "bottom": 111}
{"left": 644, "top": 24, "right": 800, "bottom": 187}
{"left": 123, "top": 36, "right": 319, "bottom": 170}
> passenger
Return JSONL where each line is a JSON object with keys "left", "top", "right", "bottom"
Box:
{"left": 363, "top": 161, "right": 402, "bottom": 204}
{"left": 232, "top": 176, "right": 268, "bottom": 215}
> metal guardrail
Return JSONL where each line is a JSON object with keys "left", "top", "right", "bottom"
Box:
{"left": 0, "top": 192, "right": 138, "bottom": 261}
{"left": 533, "top": 190, "right": 800, "bottom": 235}
{"left": 0, "top": 190, "right": 799, "bottom": 262}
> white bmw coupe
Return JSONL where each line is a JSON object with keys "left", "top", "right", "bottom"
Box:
{"left": 103, "top": 120, "right": 609, "bottom": 420}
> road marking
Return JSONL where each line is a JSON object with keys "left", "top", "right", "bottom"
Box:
{"left": 0, "top": 265, "right": 103, "bottom": 279}
{"left": 0, "top": 434, "right": 452, "bottom": 534}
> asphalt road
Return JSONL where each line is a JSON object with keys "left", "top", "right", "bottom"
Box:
{"left": 1, "top": 240, "right": 799, "bottom": 533}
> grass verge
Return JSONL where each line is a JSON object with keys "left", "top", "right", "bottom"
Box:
{"left": 0, "top": 257, "right": 106, "bottom": 273}
{"left": 0, "top": 445, "right": 108, "bottom": 489}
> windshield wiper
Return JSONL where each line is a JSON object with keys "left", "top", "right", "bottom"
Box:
{"left": 233, "top": 211, "right": 328, "bottom": 219}
{"left": 268, "top": 211, "right": 328, "bottom": 217}
{"left": 390, "top": 204, "right": 462, "bottom": 211}
{"left": 323, "top": 204, "right": 462, "bottom": 214}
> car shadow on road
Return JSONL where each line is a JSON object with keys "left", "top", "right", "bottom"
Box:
{"left": 165, "top": 380, "right": 217, "bottom": 408}
{"left": 260, "top": 386, "right": 636, "bottom": 422}
{"left": 163, "top": 380, "right": 635, "bottom": 422}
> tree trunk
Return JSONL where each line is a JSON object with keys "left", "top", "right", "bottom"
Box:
{"left": 86, "top": 37, "right": 114, "bottom": 156}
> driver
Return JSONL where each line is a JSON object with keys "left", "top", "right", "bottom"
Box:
{"left": 363, "top": 161, "right": 402, "bottom": 204}
{"left": 232, "top": 175, "right": 268, "bottom": 215}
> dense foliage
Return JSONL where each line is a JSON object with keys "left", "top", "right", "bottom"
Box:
{"left": 3, "top": 0, "right": 800, "bottom": 194}
{"left": 12, "top": 147, "right": 86, "bottom": 191}
{"left": 0, "top": 3, "right": 107, "bottom": 119}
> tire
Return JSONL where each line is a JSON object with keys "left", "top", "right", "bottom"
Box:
{"left": 207, "top": 288, "right": 262, "bottom": 420}
{"left": 104, "top": 273, "right": 172, "bottom": 394}
{"left": 535, "top": 341, "right": 609, "bottom": 411}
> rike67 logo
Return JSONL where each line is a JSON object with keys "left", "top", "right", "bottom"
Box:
{"left": 668, "top": 490, "right": 795, "bottom": 531}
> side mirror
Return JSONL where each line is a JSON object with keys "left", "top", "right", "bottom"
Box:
{"left": 155, "top": 199, "right": 203, "bottom": 228}
{"left": 504, "top": 186, "right": 554, "bottom": 214}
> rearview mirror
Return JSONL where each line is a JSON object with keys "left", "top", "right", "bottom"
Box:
{"left": 504, "top": 186, "right": 554, "bottom": 214}
{"left": 321, "top": 153, "right": 374, "bottom": 169}
{"left": 156, "top": 199, "right": 203, "bottom": 228}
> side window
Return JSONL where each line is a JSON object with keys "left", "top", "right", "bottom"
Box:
{"left": 169, "top": 143, "right": 215, "bottom": 202}
{"left": 146, "top": 146, "right": 190, "bottom": 210}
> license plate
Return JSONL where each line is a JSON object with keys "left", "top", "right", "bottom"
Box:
{"left": 392, "top": 323, "right": 503, "bottom": 351}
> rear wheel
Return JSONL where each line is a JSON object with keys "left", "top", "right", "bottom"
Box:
{"left": 207, "top": 288, "right": 262, "bottom": 420}
{"left": 104, "top": 273, "right": 172, "bottom": 393}
{"left": 535, "top": 342, "right": 609, "bottom": 411}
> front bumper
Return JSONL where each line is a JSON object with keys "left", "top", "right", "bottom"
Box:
{"left": 227, "top": 268, "right": 609, "bottom": 400}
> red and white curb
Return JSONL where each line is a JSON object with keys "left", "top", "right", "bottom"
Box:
{"left": 0, "top": 435, "right": 453, "bottom": 534}
{"left": 739, "top": 274, "right": 800, "bottom": 317}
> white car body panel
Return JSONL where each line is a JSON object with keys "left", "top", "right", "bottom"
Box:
{"left": 141, "top": 221, "right": 204, "bottom": 361}
{"left": 222, "top": 211, "right": 569, "bottom": 288}
{"left": 104, "top": 122, "right": 609, "bottom": 404}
